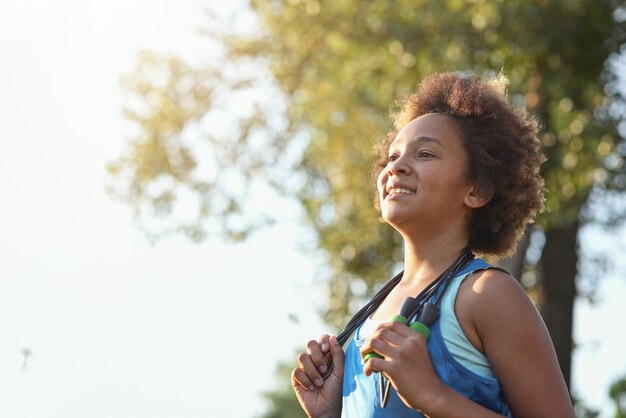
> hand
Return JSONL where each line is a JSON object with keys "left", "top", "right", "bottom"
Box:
{"left": 292, "top": 334, "right": 344, "bottom": 418}
{"left": 360, "top": 321, "right": 443, "bottom": 411}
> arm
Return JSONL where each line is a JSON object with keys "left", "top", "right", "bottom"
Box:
{"left": 360, "top": 270, "right": 574, "bottom": 417}
{"left": 458, "top": 270, "right": 575, "bottom": 418}
{"left": 291, "top": 334, "right": 344, "bottom": 418}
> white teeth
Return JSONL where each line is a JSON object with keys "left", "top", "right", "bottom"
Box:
{"left": 388, "top": 187, "right": 415, "bottom": 196}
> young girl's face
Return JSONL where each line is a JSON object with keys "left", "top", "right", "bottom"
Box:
{"left": 377, "top": 113, "right": 476, "bottom": 234}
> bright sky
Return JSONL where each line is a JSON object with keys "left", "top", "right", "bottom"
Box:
{"left": 0, "top": 1, "right": 625, "bottom": 417}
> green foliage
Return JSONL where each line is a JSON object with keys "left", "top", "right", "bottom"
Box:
{"left": 108, "top": 0, "right": 625, "bottom": 326}
{"left": 107, "top": 51, "right": 216, "bottom": 241}
{"left": 108, "top": 1, "right": 626, "bottom": 415}
{"left": 610, "top": 375, "right": 626, "bottom": 418}
{"left": 106, "top": 49, "right": 296, "bottom": 242}
{"left": 234, "top": 0, "right": 626, "bottom": 325}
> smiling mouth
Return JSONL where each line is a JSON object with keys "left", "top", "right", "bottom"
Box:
{"left": 387, "top": 187, "right": 416, "bottom": 197}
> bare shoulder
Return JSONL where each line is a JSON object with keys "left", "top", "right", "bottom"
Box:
{"left": 457, "top": 269, "right": 574, "bottom": 418}
{"left": 457, "top": 268, "right": 534, "bottom": 318}
{"left": 455, "top": 268, "right": 538, "bottom": 353}
{"left": 461, "top": 268, "right": 524, "bottom": 295}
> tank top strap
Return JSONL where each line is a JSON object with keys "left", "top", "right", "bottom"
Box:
{"left": 430, "top": 258, "right": 505, "bottom": 303}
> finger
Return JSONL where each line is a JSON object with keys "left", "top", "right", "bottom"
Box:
{"left": 318, "top": 334, "right": 333, "bottom": 376}
{"left": 328, "top": 335, "right": 344, "bottom": 376}
{"left": 359, "top": 325, "right": 398, "bottom": 359}
{"left": 359, "top": 339, "right": 377, "bottom": 360}
{"left": 307, "top": 339, "right": 327, "bottom": 375}
{"left": 319, "top": 334, "right": 331, "bottom": 354}
{"left": 362, "top": 320, "right": 424, "bottom": 356}
{"left": 291, "top": 366, "right": 316, "bottom": 391}
{"left": 375, "top": 324, "right": 409, "bottom": 346}
{"left": 297, "top": 351, "right": 324, "bottom": 388}
{"left": 360, "top": 335, "right": 394, "bottom": 362}
{"left": 378, "top": 320, "right": 418, "bottom": 337}
{"left": 362, "top": 356, "right": 386, "bottom": 377}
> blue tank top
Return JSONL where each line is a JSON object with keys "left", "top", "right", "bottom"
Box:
{"left": 341, "top": 258, "right": 512, "bottom": 417}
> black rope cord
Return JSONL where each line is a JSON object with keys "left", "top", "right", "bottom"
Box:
{"left": 321, "top": 248, "right": 475, "bottom": 380}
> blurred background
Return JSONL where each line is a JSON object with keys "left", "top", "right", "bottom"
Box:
{"left": 1, "top": 0, "right": 626, "bottom": 417}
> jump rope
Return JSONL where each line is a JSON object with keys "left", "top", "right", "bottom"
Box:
{"left": 319, "top": 247, "right": 476, "bottom": 407}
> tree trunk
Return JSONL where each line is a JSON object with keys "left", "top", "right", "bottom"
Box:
{"left": 538, "top": 221, "right": 579, "bottom": 390}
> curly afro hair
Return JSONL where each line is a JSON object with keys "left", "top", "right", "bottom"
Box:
{"left": 375, "top": 72, "right": 545, "bottom": 257}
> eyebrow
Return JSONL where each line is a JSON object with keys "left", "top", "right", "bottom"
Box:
{"left": 415, "top": 136, "right": 444, "bottom": 147}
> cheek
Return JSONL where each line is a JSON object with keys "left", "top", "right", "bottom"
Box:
{"left": 377, "top": 171, "right": 387, "bottom": 196}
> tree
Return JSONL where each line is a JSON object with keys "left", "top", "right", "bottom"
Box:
{"left": 108, "top": 0, "right": 626, "bottom": 409}
{"left": 610, "top": 374, "right": 626, "bottom": 418}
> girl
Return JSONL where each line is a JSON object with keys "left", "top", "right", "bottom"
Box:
{"left": 291, "top": 73, "right": 574, "bottom": 417}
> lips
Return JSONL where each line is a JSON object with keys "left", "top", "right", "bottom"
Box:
{"left": 385, "top": 183, "right": 416, "bottom": 198}
{"left": 388, "top": 187, "right": 416, "bottom": 196}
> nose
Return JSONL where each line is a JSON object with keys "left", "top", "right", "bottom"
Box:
{"left": 387, "top": 155, "right": 411, "bottom": 176}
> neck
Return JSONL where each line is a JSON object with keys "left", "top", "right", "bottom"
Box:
{"left": 400, "top": 228, "right": 470, "bottom": 287}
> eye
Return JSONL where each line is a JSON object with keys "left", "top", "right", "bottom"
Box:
{"left": 388, "top": 154, "right": 399, "bottom": 162}
{"left": 418, "top": 151, "right": 434, "bottom": 158}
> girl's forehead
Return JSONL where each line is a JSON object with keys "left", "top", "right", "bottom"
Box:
{"left": 392, "top": 113, "right": 461, "bottom": 147}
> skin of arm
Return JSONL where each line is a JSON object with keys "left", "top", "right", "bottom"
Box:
{"left": 291, "top": 334, "right": 344, "bottom": 418}
{"left": 459, "top": 269, "right": 575, "bottom": 418}
{"left": 360, "top": 269, "right": 575, "bottom": 418}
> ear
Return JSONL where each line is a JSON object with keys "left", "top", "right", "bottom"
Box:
{"left": 464, "top": 182, "right": 493, "bottom": 209}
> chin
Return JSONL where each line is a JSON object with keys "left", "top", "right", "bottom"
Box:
{"left": 380, "top": 210, "right": 409, "bottom": 229}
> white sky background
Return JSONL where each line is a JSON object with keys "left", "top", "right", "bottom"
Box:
{"left": 0, "top": 1, "right": 624, "bottom": 417}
